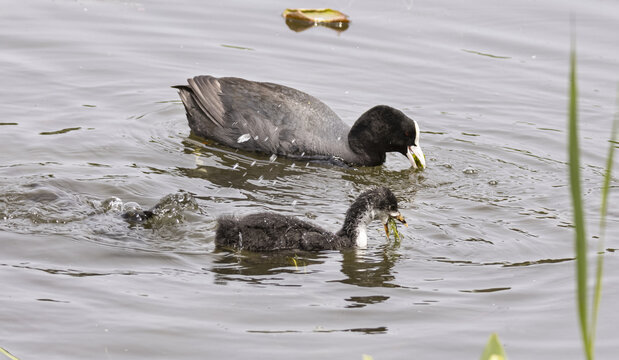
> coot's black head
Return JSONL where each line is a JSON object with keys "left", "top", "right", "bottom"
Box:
{"left": 348, "top": 105, "right": 426, "bottom": 169}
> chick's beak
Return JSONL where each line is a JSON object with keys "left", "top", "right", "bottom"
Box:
{"left": 406, "top": 145, "right": 426, "bottom": 170}
{"left": 394, "top": 213, "right": 408, "bottom": 226}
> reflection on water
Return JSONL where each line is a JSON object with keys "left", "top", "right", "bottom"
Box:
{"left": 345, "top": 295, "right": 390, "bottom": 308}
{"left": 459, "top": 287, "right": 511, "bottom": 293}
{"left": 39, "top": 127, "right": 83, "bottom": 136}
{"left": 211, "top": 242, "right": 405, "bottom": 306}
{"left": 211, "top": 250, "right": 326, "bottom": 285}
{"left": 338, "top": 246, "right": 403, "bottom": 289}
{"left": 178, "top": 138, "right": 311, "bottom": 200}
{"left": 2, "top": 262, "right": 151, "bottom": 278}
{"left": 247, "top": 326, "right": 387, "bottom": 334}
{"left": 433, "top": 256, "right": 575, "bottom": 267}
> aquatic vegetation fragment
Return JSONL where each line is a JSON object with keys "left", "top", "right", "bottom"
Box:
{"left": 282, "top": 8, "right": 349, "bottom": 24}
{"left": 386, "top": 217, "right": 402, "bottom": 243}
{"left": 479, "top": 333, "right": 507, "bottom": 360}
{"left": 282, "top": 8, "right": 349, "bottom": 32}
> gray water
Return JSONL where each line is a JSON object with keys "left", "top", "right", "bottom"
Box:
{"left": 1, "top": 0, "right": 618, "bottom": 359}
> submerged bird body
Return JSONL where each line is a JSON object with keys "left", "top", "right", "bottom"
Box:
{"left": 174, "top": 76, "right": 426, "bottom": 168}
{"left": 215, "top": 187, "right": 407, "bottom": 252}
{"left": 216, "top": 213, "right": 353, "bottom": 252}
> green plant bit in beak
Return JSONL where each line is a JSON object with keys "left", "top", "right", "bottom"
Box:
{"left": 406, "top": 145, "right": 426, "bottom": 170}
{"left": 385, "top": 214, "right": 407, "bottom": 243}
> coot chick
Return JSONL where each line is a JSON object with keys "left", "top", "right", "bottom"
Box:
{"left": 121, "top": 192, "right": 197, "bottom": 224}
{"left": 173, "top": 76, "right": 426, "bottom": 169}
{"left": 215, "top": 187, "right": 407, "bottom": 251}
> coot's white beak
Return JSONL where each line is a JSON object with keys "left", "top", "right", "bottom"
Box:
{"left": 406, "top": 145, "right": 426, "bottom": 170}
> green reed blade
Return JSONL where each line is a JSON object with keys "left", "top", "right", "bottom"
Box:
{"left": 589, "top": 88, "right": 619, "bottom": 348}
{"left": 568, "top": 39, "right": 593, "bottom": 360}
{"left": 0, "top": 347, "right": 20, "bottom": 360}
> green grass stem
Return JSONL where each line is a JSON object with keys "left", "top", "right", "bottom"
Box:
{"left": 589, "top": 88, "right": 619, "bottom": 348}
{"left": 568, "top": 39, "right": 592, "bottom": 360}
{"left": 569, "top": 36, "right": 617, "bottom": 360}
{"left": 0, "top": 347, "right": 20, "bottom": 360}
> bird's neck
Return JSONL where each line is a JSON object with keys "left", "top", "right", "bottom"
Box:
{"left": 347, "top": 133, "right": 386, "bottom": 166}
{"left": 337, "top": 202, "right": 377, "bottom": 248}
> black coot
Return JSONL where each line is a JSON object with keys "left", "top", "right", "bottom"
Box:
{"left": 215, "top": 187, "right": 407, "bottom": 252}
{"left": 173, "top": 76, "right": 425, "bottom": 168}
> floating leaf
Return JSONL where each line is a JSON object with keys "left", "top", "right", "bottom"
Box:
{"left": 283, "top": 8, "right": 349, "bottom": 23}
{"left": 282, "top": 8, "right": 350, "bottom": 32}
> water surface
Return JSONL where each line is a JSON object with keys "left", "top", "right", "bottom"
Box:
{"left": 1, "top": 0, "right": 618, "bottom": 359}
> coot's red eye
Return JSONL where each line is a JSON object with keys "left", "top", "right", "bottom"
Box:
{"left": 405, "top": 131, "right": 410, "bottom": 137}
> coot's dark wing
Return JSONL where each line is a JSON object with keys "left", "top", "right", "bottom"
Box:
{"left": 175, "top": 76, "right": 352, "bottom": 159}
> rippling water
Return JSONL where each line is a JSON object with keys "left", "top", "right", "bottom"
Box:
{"left": 1, "top": 0, "right": 618, "bottom": 359}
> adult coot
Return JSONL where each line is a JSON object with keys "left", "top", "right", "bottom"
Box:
{"left": 173, "top": 76, "right": 426, "bottom": 168}
{"left": 215, "top": 187, "right": 407, "bottom": 251}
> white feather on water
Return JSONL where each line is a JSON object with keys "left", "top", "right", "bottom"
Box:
{"left": 237, "top": 133, "right": 251, "bottom": 143}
